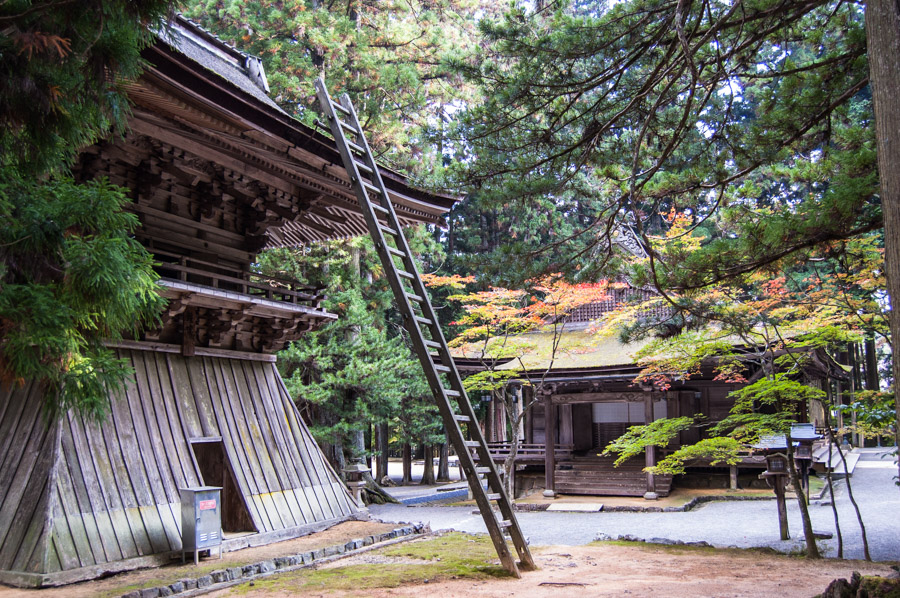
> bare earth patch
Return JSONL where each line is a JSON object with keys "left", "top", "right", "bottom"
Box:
{"left": 217, "top": 541, "right": 894, "bottom": 598}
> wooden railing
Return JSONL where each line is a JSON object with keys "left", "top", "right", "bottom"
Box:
{"left": 152, "top": 249, "right": 324, "bottom": 308}
{"left": 472, "top": 442, "right": 575, "bottom": 463}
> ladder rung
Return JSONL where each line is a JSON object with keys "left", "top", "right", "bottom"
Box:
{"left": 316, "top": 79, "right": 534, "bottom": 576}
{"left": 362, "top": 180, "right": 383, "bottom": 195}
{"left": 336, "top": 117, "right": 358, "bottom": 135}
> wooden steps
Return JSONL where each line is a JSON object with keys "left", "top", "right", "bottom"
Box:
{"left": 554, "top": 455, "right": 673, "bottom": 497}
{"left": 812, "top": 443, "right": 860, "bottom": 477}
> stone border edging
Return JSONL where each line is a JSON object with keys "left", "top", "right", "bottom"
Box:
{"left": 120, "top": 524, "right": 429, "bottom": 598}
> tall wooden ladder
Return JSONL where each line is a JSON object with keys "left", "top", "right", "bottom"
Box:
{"left": 314, "top": 78, "right": 535, "bottom": 578}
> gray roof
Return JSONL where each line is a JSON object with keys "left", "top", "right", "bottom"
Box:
{"left": 157, "top": 16, "right": 282, "bottom": 113}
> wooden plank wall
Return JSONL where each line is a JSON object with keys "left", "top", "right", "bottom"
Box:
{"left": 0, "top": 380, "right": 57, "bottom": 574}
{"left": 0, "top": 346, "right": 358, "bottom": 575}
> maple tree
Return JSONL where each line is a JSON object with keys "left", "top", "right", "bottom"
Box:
{"left": 449, "top": 0, "right": 900, "bottom": 487}
{"left": 425, "top": 273, "right": 611, "bottom": 494}
{"left": 597, "top": 212, "right": 884, "bottom": 558}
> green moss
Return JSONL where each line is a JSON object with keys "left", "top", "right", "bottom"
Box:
{"left": 860, "top": 576, "right": 900, "bottom": 598}
{"left": 229, "top": 533, "right": 511, "bottom": 594}
{"left": 589, "top": 539, "right": 806, "bottom": 559}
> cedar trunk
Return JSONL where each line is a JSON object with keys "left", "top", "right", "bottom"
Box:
{"left": 421, "top": 444, "right": 436, "bottom": 485}
{"left": 866, "top": 0, "right": 900, "bottom": 488}
{"left": 402, "top": 443, "right": 413, "bottom": 484}
{"left": 437, "top": 435, "right": 451, "bottom": 482}
{"left": 377, "top": 422, "right": 390, "bottom": 482}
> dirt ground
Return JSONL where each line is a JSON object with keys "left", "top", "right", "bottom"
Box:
{"left": 213, "top": 542, "right": 895, "bottom": 598}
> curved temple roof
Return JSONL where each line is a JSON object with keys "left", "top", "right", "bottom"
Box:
{"left": 100, "top": 15, "right": 455, "bottom": 248}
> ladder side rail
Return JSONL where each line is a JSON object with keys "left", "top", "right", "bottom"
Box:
{"left": 334, "top": 93, "right": 456, "bottom": 359}
{"left": 331, "top": 90, "right": 514, "bottom": 482}
{"left": 314, "top": 78, "right": 533, "bottom": 574}
{"left": 334, "top": 93, "right": 514, "bottom": 492}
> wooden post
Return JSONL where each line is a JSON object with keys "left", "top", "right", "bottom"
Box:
{"left": 644, "top": 394, "right": 658, "bottom": 500}
{"left": 182, "top": 307, "right": 197, "bottom": 357}
{"left": 543, "top": 396, "right": 556, "bottom": 498}
{"left": 774, "top": 476, "right": 790, "bottom": 540}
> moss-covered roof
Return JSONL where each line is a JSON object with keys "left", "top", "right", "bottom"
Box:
{"left": 450, "top": 323, "right": 652, "bottom": 371}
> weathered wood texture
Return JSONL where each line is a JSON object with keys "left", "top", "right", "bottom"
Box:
{"left": 553, "top": 455, "right": 674, "bottom": 497}
{"left": 0, "top": 380, "right": 58, "bottom": 574}
{"left": 0, "top": 346, "right": 357, "bottom": 579}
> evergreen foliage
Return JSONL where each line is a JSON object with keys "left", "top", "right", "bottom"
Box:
{"left": 450, "top": 0, "right": 877, "bottom": 290}
{"left": 0, "top": 0, "right": 175, "bottom": 418}
{"left": 0, "top": 170, "right": 166, "bottom": 418}
{"left": 258, "top": 231, "right": 444, "bottom": 462}
{"left": 183, "top": 0, "right": 481, "bottom": 175}
{"left": 1, "top": 0, "right": 174, "bottom": 173}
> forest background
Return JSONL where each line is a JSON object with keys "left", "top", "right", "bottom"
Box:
{"left": 1, "top": 0, "right": 898, "bottom": 491}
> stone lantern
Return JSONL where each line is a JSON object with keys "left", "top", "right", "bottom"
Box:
{"left": 343, "top": 462, "right": 370, "bottom": 508}
{"left": 789, "top": 423, "right": 822, "bottom": 500}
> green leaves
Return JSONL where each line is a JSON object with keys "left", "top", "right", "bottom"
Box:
{"left": 267, "top": 235, "right": 440, "bottom": 451}
{"left": 0, "top": 169, "right": 165, "bottom": 419}
{"left": 648, "top": 437, "right": 743, "bottom": 476}
{"left": 601, "top": 416, "right": 695, "bottom": 467}
{"left": 184, "top": 0, "right": 479, "bottom": 177}
{"left": 450, "top": 0, "right": 877, "bottom": 290}
{"left": 0, "top": 0, "right": 174, "bottom": 173}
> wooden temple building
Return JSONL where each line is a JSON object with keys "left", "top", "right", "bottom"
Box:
{"left": 0, "top": 16, "right": 452, "bottom": 587}
{"left": 463, "top": 291, "right": 847, "bottom": 499}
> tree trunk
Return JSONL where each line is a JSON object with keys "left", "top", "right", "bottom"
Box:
{"left": 832, "top": 432, "right": 872, "bottom": 560}
{"left": 502, "top": 388, "right": 522, "bottom": 498}
{"left": 421, "top": 444, "right": 436, "bottom": 485}
{"left": 866, "top": 0, "right": 900, "bottom": 489}
{"left": 347, "top": 425, "right": 396, "bottom": 504}
{"left": 437, "top": 433, "right": 451, "bottom": 482}
{"left": 377, "top": 422, "right": 390, "bottom": 483}
{"left": 864, "top": 336, "right": 879, "bottom": 391}
{"left": 823, "top": 420, "right": 844, "bottom": 559}
{"left": 786, "top": 442, "right": 820, "bottom": 558}
{"left": 332, "top": 440, "right": 346, "bottom": 476}
{"left": 402, "top": 443, "right": 413, "bottom": 485}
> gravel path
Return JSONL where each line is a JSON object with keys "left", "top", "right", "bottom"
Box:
{"left": 370, "top": 448, "right": 900, "bottom": 561}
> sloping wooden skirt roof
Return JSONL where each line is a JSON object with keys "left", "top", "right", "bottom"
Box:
{"left": 0, "top": 345, "right": 358, "bottom": 587}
